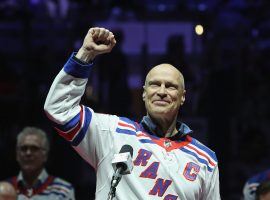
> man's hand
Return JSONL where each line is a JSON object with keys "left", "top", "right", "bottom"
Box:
{"left": 76, "top": 27, "right": 117, "bottom": 63}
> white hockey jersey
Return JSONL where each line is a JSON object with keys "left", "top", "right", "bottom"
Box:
{"left": 44, "top": 54, "right": 221, "bottom": 200}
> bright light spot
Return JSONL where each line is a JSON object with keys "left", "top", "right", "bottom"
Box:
{"left": 195, "top": 25, "right": 204, "bottom": 35}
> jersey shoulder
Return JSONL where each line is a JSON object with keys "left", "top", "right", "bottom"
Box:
{"left": 181, "top": 136, "right": 218, "bottom": 172}
{"left": 189, "top": 137, "right": 218, "bottom": 162}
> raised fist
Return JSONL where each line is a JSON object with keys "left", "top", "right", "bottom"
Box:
{"left": 76, "top": 27, "right": 117, "bottom": 63}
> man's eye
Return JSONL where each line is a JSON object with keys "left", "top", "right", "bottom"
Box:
{"left": 168, "top": 86, "right": 177, "bottom": 90}
{"left": 165, "top": 84, "right": 176, "bottom": 89}
{"left": 18, "top": 145, "right": 43, "bottom": 152}
{"left": 150, "top": 83, "right": 159, "bottom": 87}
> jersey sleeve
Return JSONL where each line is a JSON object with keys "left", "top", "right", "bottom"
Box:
{"left": 69, "top": 187, "right": 75, "bottom": 200}
{"left": 44, "top": 53, "right": 119, "bottom": 169}
{"left": 51, "top": 177, "right": 76, "bottom": 200}
{"left": 203, "top": 163, "right": 221, "bottom": 200}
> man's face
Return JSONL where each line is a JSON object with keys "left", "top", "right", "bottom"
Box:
{"left": 143, "top": 64, "right": 185, "bottom": 122}
{"left": 16, "top": 134, "right": 47, "bottom": 175}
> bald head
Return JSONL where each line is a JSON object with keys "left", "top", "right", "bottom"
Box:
{"left": 0, "top": 182, "right": 17, "bottom": 200}
{"left": 145, "top": 63, "right": 185, "bottom": 90}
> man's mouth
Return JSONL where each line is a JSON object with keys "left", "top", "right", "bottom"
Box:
{"left": 22, "top": 159, "right": 34, "bottom": 164}
{"left": 153, "top": 100, "right": 169, "bottom": 105}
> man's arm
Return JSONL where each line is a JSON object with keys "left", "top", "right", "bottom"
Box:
{"left": 44, "top": 27, "right": 117, "bottom": 166}
{"left": 44, "top": 26, "right": 116, "bottom": 126}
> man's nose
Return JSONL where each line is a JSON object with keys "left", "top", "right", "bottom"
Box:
{"left": 25, "top": 148, "right": 32, "bottom": 155}
{"left": 157, "top": 85, "right": 167, "bottom": 97}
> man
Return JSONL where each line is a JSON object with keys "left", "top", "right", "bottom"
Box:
{"left": 0, "top": 181, "right": 17, "bottom": 200}
{"left": 243, "top": 169, "right": 270, "bottom": 200}
{"left": 44, "top": 27, "right": 220, "bottom": 199}
{"left": 7, "top": 127, "right": 75, "bottom": 199}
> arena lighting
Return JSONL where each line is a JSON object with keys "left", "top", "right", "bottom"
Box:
{"left": 195, "top": 24, "right": 204, "bottom": 35}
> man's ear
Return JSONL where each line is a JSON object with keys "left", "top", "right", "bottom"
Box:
{"left": 43, "top": 151, "right": 48, "bottom": 163}
{"left": 16, "top": 150, "right": 19, "bottom": 162}
{"left": 142, "top": 86, "right": 146, "bottom": 101}
{"left": 180, "top": 90, "right": 186, "bottom": 105}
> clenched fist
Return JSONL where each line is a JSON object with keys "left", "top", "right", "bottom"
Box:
{"left": 76, "top": 27, "right": 117, "bottom": 63}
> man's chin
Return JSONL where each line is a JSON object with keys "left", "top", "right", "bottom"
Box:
{"left": 21, "top": 165, "right": 37, "bottom": 172}
{"left": 152, "top": 107, "right": 170, "bottom": 114}
{"left": 150, "top": 110, "right": 171, "bottom": 119}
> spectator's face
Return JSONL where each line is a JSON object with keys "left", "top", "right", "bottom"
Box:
{"left": 16, "top": 134, "right": 47, "bottom": 175}
{"left": 259, "top": 192, "right": 270, "bottom": 200}
{"left": 143, "top": 64, "right": 185, "bottom": 123}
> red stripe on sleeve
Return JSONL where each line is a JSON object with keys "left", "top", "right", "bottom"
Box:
{"left": 54, "top": 106, "right": 84, "bottom": 141}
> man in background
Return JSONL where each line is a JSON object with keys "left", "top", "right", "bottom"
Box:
{"left": 6, "top": 126, "right": 75, "bottom": 199}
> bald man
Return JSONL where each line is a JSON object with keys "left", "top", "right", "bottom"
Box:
{"left": 44, "top": 27, "right": 221, "bottom": 200}
{"left": 0, "top": 182, "right": 17, "bottom": 200}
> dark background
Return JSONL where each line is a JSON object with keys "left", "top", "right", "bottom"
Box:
{"left": 0, "top": 0, "right": 270, "bottom": 199}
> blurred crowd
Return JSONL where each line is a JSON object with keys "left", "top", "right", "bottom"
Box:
{"left": 0, "top": 0, "right": 270, "bottom": 199}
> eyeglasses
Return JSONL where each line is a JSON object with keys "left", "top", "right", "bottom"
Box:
{"left": 17, "top": 145, "right": 45, "bottom": 153}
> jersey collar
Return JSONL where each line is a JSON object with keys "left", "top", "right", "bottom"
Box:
{"left": 140, "top": 115, "right": 193, "bottom": 140}
{"left": 17, "top": 169, "right": 48, "bottom": 189}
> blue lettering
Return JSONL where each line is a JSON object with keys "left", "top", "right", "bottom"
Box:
{"left": 133, "top": 149, "right": 152, "bottom": 166}
{"left": 140, "top": 162, "right": 159, "bottom": 179}
{"left": 149, "top": 178, "right": 172, "bottom": 197}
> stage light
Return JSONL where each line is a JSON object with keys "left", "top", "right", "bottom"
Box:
{"left": 195, "top": 25, "right": 204, "bottom": 35}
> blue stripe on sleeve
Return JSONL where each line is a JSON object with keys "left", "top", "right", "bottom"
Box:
{"left": 71, "top": 107, "right": 92, "bottom": 146}
{"left": 64, "top": 52, "right": 94, "bottom": 78}
{"left": 52, "top": 182, "right": 73, "bottom": 190}
{"left": 181, "top": 147, "right": 213, "bottom": 172}
{"left": 190, "top": 139, "right": 218, "bottom": 162}
{"left": 40, "top": 191, "right": 67, "bottom": 198}
{"left": 53, "top": 112, "right": 80, "bottom": 132}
